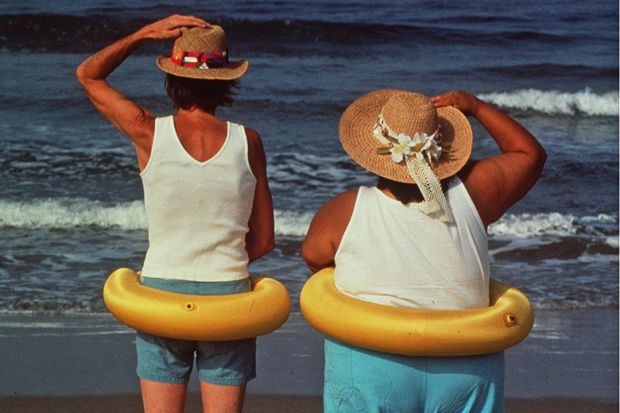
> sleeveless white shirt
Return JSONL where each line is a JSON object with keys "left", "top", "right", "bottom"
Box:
{"left": 334, "top": 177, "right": 490, "bottom": 309}
{"left": 140, "top": 116, "right": 256, "bottom": 281}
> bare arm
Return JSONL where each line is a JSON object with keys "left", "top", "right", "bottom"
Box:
{"left": 75, "top": 14, "right": 208, "bottom": 169}
{"left": 301, "top": 190, "right": 357, "bottom": 273}
{"left": 245, "top": 128, "right": 275, "bottom": 262}
{"left": 432, "top": 90, "right": 547, "bottom": 227}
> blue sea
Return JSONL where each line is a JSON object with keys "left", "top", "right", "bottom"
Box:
{"left": 0, "top": 1, "right": 617, "bottom": 319}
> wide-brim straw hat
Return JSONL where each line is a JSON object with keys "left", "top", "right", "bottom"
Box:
{"left": 156, "top": 25, "right": 248, "bottom": 80}
{"left": 339, "top": 90, "right": 473, "bottom": 184}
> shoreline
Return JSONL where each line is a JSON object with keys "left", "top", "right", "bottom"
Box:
{"left": 0, "top": 393, "right": 618, "bottom": 413}
{"left": 0, "top": 394, "right": 617, "bottom": 413}
{"left": 0, "top": 309, "right": 617, "bottom": 408}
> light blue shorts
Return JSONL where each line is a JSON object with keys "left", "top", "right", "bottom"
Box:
{"left": 135, "top": 277, "right": 256, "bottom": 386}
{"left": 324, "top": 338, "right": 504, "bottom": 413}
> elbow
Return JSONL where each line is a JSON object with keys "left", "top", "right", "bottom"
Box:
{"left": 262, "top": 237, "right": 276, "bottom": 256}
{"left": 534, "top": 141, "right": 547, "bottom": 174}
{"left": 300, "top": 244, "right": 329, "bottom": 275}
{"left": 261, "top": 230, "right": 276, "bottom": 255}
{"left": 300, "top": 242, "right": 311, "bottom": 267}
{"left": 247, "top": 234, "right": 275, "bottom": 262}
{"left": 521, "top": 136, "right": 547, "bottom": 176}
{"left": 75, "top": 62, "right": 94, "bottom": 88}
{"left": 539, "top": 145, "right": 547, "bottom": 167}
{"left": 75, "top": 64, "right": 86, "bottom": 86}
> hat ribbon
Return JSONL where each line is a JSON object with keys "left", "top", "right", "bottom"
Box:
{"left": 171, "top": 50, "right": 229, "bottom": 69}
{"left": 373, "top": 114, "right": 454, "bottom": 223}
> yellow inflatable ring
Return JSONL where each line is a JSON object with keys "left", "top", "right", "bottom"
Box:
{"left": 300, "top": 268, "right": 533, "bottom": 356}
{"left": 103, "top": 268, "right": 290, "bottom": 341}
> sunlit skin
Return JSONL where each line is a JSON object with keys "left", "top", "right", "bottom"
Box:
{"left": 301, "top": 90, "right": 546, "bottom": 273}
{"left": 77, "top": 14, "right": 273, "bottom": 413}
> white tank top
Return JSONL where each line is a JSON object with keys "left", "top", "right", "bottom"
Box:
{"left": 140, "top": 116, "right": 256, "bottom": 281}
{"left": 334, "top": 177, "right": 490, "bottom": 309}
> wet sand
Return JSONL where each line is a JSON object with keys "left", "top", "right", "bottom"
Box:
{"left": 0, "top": 309, "right": 617, "bottom": 411}
{"left": 0, "top": 394, "right": 618, "bottom": 413}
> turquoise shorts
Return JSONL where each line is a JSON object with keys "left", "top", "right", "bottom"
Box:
{"left": 324, "top": 338, "right": 504, "bottom": 413}
{"left": 135, "top": 277, "right": 256, "bottom": 386}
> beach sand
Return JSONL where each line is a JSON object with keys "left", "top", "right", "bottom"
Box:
{"left": 0, "top": 394, "right": 617, "bottom": 413}
{"left": 0, "top": 310, "right": 617, "bottom": 412}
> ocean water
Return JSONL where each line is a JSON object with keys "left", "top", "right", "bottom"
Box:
{"left": 0, "top": 1, "right": 617, "bottom": 315}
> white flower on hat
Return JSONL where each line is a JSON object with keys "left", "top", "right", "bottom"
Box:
{"left": 372, "top": 112, "right": 452, "bottom": 223}
{"left": 389, "top": 133, "right": 414, "bottom": 163}
{"left": 409, "top": 131, "right": 442, "bottom": 163}
{"left": 373, "top": 113, "right": 442, "bottom": 164}
{"left": 425, "top": 139, "right": 442, "bottom": 162}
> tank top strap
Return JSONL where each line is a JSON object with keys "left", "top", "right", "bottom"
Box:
{"left": 445, "top": 176, "right": 485, "bottom": 232}
{"left": 154, "top": 116, "right": 178, "bottom": 153}
{"left": 142, "top": 116, "right": 183, "bottom": 175}
{"left": 223, "top": 121, "right": 252, "bottom": 174}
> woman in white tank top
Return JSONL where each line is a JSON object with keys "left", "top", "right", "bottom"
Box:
{"left": 77, "top": 16, "right": 274, "bottom": 413}
{"left": 302, "top": 90, "right": 546, "bottom": 412}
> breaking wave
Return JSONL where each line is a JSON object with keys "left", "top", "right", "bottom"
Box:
{"left": 478, "top": 88, "right": 618, "bottom": 117}
{"left": 1, "top": 199, "right": 617, "bottom": 245}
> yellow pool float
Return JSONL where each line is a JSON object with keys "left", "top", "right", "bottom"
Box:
{"left": 300, "top": 268, "right": 533, "bottom": 356}
{"left": 103, "top": 268, "right": 290, "bottom": 341}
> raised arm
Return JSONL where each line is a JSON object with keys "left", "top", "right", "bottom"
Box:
{"left": 75, "top": 15, "right": 208, "bottom": 169}
{"left": 432, "top": 90, "right": 546, "bottom": 227}
{"left": 245, "top": 128, "right": 275, "bottom": 262}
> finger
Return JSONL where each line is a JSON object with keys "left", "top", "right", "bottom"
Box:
{"left": 174, "top": 15, "right": 209, "bottom": 27}
{"left": 169, "top": 28, "right": 183, "bottom": 38}
{"left": 432, "top": 91, "right": 452, "bottom": 100}
{"left": 155, "top": 28, "right": 183, "bottom": 39}
{"left": 187, "top": 17, "right": 209, "bottom": 27}
{"left": 431, "top": 94, "right": 451, "bottom": 108}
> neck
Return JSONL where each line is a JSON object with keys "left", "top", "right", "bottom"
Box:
{"left": 376, "top": 177, "right": 424, "bottom": 204}
{"left": 174, "top": 107, "right": 226, "bottom": 130}
{"left": 177, "top": 106, "right": 217, "bottom": 119}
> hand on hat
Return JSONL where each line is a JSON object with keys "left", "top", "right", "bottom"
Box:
{"left": 139, "top": 14, "right": 209, "bottom": 40}
{"left": 431, "top": 90, "right": 482, "bottom": 117}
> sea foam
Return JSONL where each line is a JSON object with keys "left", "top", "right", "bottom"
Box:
{"left": 0, "top": 198, "right": 315, "bottom": 236}
{"left": 0, "top": 198, "right": 147, "bottom": 230}
{"left": 1, "top": 199, "right": 617, "bottom": 243}
{"left": 478, "top": 88, "right": 618, "bottom": 116}
{"left": 489, "top": 212, "right": 617, "bottom": 240}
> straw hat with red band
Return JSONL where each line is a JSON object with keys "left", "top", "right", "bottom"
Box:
{"left": 339, "top": 90, "right": 473, "bottom": 222}
{"left": 156, "top": 25, "right": 248, "bottom": 80}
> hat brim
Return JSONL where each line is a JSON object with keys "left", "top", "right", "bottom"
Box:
{"left": 339, "top": 89, "right": 473, "bottom": 184}
{"left": 156, "top": 56, "right": 248, "bottom": 80}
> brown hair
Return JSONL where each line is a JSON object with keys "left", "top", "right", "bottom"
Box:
{"left": 165, "top": 74, "right": 238, "bottom": 112}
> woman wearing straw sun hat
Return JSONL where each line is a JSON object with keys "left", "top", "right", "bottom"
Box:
{"left": 302, "top": 90, "right": 546, "bottom": 412}
{"left": 77, "top": 15, "right": 274, "bottom": 413}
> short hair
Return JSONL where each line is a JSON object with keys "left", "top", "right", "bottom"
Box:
{"left": 164, "top": 74, "right": 239, "bottom": 112}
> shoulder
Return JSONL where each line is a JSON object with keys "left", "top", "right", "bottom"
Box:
{"left": 457, "top": 159, "right": 496, "bottom": 226}
{"left": 321, "top": 188, "right": 359, "bottom": 214}
{"left": 242, "top": 126, "right": 264, "bottom": 154}
{"left": 457, "top": 160, "right": 477, "bottom": 190}
{"left": 302, "top": 188, "right": 360, "bottom": 269}
{"left": 243, "top": 126, "right": 260, "bottom": 139}
{"left": 311, "top": 188, "right": 359, "bottom": 231}
{"left": 240, "top": 126, "right": 267, "bottom": 176}
{"left": 243, "top": 126, "right": 261, "bottom": 144}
